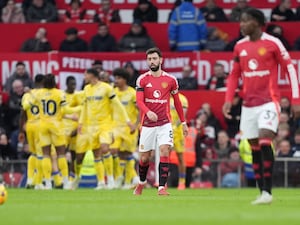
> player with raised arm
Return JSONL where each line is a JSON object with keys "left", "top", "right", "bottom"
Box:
{"left": 76, "top": 68, "right": 134, "bottom": 190}
{"left": 23, "top": 74, "right": 80, "bottom": 189}
{"left": 19, "top": 74, "right": 45, "bottom": 189}
{"left": 222, "top": 8, "right": 300, "bottom": 205}
{"left": 134, "top": 47, "right": 188, "bottom": 196}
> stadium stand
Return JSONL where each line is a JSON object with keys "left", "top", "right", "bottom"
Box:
{"left": 1, "top": 22, "right": 300, "bottom": 52}
{"left": 11, "top": 0, "right": 300, "bottom": 23}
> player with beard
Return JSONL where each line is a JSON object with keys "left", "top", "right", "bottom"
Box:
{"left": 133, "top": 47, "right": 188, "bottom": 195}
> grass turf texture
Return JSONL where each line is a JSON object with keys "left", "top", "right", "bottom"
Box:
{"left": 0, "top": 188, "right": 300, "bottom": 225}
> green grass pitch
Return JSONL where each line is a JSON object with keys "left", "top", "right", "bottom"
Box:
{"left": 1, "top": 188, "right": 300, "bottom": 225}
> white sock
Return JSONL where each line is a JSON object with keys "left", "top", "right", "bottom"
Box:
{"left": 158, "top": 186, "right": 165, "bottom": 191}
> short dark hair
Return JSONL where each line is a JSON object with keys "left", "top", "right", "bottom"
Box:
{"left": 98, "top": 22, "right": 107, "bottom": 28}
{"left": 86, "top": 68, "right": 99, "bottom": 77}
{"left": 66, "top": 76, "right": 76, "bottom": 85}
{"left": 146, "top": 47, "right": 162, "bottom": 57}
{"left": 92, "top": 60, "right": 103, "bottom": 66}
{"left": 70, "top": 0, "right": 81, "bottom": 6}
{"left": 244, "top": 8, "right": 266, "bottom": 26}
{"left": 112, "top": 68, "right": 129, "bottom": 82}
{"left": 43, "top": 73, "right": 56, "bottom": 89}
{"left": 34, "top": 74, "right": 44, "bottom": 83}
{"left": 16, "top": 61, "right": 25, "bottom": 67}
{"left": 65, "top": 27, "right": 78, "bottom": 35}
{"left": 138, "top": 0, "right": 149, "bottom": 4}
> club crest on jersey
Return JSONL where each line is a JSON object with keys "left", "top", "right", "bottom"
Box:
{"left": 161, "top": 82, "right": 168, "bottom": 89}
{"left": 248, "top": 59, "right": 258, "bottom": 70}
{"left": 258, "top": 47, "right": 267, "bottom": 56}
{"left": 153, "top": 90, "right": 161, "bottom": 98}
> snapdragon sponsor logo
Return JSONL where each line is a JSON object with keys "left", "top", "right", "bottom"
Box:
{"left": 243, "top": 70, "right": 270, "bottom": 77}
{"left": 145, "top": 98, "right": 168, "bottom": 104}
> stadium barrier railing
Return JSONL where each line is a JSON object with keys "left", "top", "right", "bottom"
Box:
{"left": 0, "top": 158, "right": 299, "bottom": 188}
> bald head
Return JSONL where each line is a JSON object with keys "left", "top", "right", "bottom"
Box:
{"left": 12, "top": 79, "right": 24, "bottom": 95}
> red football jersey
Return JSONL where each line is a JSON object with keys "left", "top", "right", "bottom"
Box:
{"left": 226, "top": 32, "right": 300, "bottom": 107}
{"left": 136, "top": 71, "right": 179, "bottom": 127}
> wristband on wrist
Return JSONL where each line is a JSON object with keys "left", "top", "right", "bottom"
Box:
{"left": 182, "top": 122, "right": 187, "bottom": 125}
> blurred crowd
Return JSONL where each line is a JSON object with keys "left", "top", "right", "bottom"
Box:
{"left": 1, "top": 0, "right": 300, "bottom": 52}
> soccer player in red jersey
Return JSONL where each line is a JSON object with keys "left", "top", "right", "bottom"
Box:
{"left": 222, "top": 8, "right": 300, "bottom": 205}
{"left": 133, "top": 47, "right": 188, "bottom": 195}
